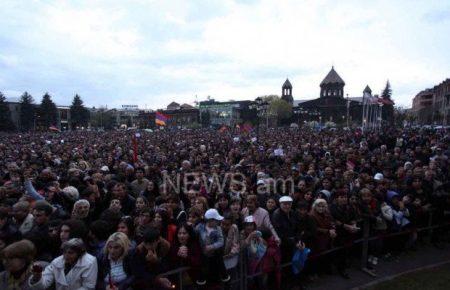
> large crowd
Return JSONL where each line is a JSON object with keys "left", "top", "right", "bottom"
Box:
{"left": 0, "top": 127, "right": 449, "bottom": 290}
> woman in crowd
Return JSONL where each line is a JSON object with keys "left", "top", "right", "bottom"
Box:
{"left": 169, "top": 223, "right": 204, "bottom": 289}
{"left": 97, "top": 232, "right": 134, "bottom": 290}
{"left": 29, "top": 238, "right": 98, "bottom": 290}
{"left": 309, "top": 199, "right": 336, "bottom": 274}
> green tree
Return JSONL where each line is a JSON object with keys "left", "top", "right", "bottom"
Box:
{"left": 38, "top": 93, "right": 58, "bottom": 128}
{"left": 0, "top": 92, "right": 15, "bottom": 131}
{"left": 70, "top": 94, "right": 90, "bottom": 129}
{"left": 381, "top": 80, "right": 392, "bottom": 100}
{"left": 269, "top": 98, "right": 293, "bottom": 125}
{"left": 19, "top": 92, "right": 35, "bottom": 131}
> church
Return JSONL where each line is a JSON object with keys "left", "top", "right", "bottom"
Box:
{"left": 285, "top": 67, "right": 367, "bottom": 125}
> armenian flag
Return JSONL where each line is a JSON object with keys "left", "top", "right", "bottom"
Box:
{"left": 155, "top": 112, "right": 169, "bottom": 126}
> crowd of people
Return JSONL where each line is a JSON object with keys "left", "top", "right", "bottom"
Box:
{"left": 0, "top": 126, "right": 449, "bottom": 290}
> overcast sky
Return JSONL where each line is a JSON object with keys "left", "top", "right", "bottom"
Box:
{"left": 0, "top": 0, "right": 449, "bottom": 109}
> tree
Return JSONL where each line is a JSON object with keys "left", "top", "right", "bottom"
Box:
{"left": 90, "top": 107, "right": 117, "bottom": 130}
{"left": 70, "top": 94, "right": 90, "bottom": 129}
{"left": 269, "top": 98, "right": 293, "bottom": 125}
{"left": 38, "top": 93, "right": 58, "bottom": 129}
{"left": 381, "top": 80, "right": 394, "bottom": 123}
{"left": 381, "top": 80, "right": 392, "bottom": 100}
{"left": 0, "top": 92, "right": 15, "bottom": 131}
{"left": 19, "top": 92, "right": 35, "bottom": 131}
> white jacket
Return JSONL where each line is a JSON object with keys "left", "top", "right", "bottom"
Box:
{"left": 29, "top": 253, "right": 98, "bottom": 290}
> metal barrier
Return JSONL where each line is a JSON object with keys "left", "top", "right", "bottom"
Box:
{"left": 160, "top": 209, "right": 449, "bottom": 289}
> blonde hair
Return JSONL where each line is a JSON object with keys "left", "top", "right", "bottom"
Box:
{"left": 104, "top": 232, "right": 131, "bottom": 260}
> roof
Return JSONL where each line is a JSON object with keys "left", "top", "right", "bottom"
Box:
{"left": 363, "top": 85, "right": 372, "bottom": 94}
{"left": 181, "top": 103, "right": 194, "bottom": 109}
{"left": 167, "top": 101, "right": 180, "bottom": 108}
{"left": 320, "top": 66, "right": 345, "bottom": 86}
{"left": 282, "top": 78, "right": 292, "bottom": 88}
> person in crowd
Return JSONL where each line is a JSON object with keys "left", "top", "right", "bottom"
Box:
{"left": 0, "top": 239, "right": 37, "bottom": 290}
{"left": 24, "top": 201, "right": 54, "bottom": 262}
{"left": 29, "top": 238, "right": 98, "bottom": 290}
{"left": 169, "top": 223, "right": 205, "bottom": 289}
{"left": 241, "top": 195, "right": 280, "bottom": 245}
{"left": 97, "top": 232, "right": 134, "bottom": 290}
{"left": 59, "top": 219, "right": 89, "bottom": 245}
{"left": 309, "top": 199, "right": 336, "bottom": 274}
{"left": 12, "top": 201, "right": 34, "bottom": 235}
{"left": 196, "top": 208, "right": 230, "bottom": 286}
{"left": 0, "top": 125, "right": 448, "bottom": 289}
{"left": 130, "top": 168, "right": 150, "bottom": 197}
{"left": 131, "top": 227, "right": 172, "bottom": 290}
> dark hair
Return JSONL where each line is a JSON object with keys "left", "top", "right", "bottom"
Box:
{"left": 296, "top": 201, "right": 309, "bottom": 210}
{"left": 33, "top": 200, "right": 53, "bottom": 216}
{"left": 143, "top": 227, "right": 161, "bottom": 244}
{"left": 61, "top": 219, "right": 88, "bottom": 241}
{"left": 89, "top": 220, "right": 110, "bottom": 241}
{"left": 118, "top": 216, "right": 135, "bottom": 238}
{"left": 174, "top": 223, "right": 197, "bottom": 248}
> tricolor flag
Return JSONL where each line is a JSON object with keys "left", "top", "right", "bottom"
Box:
{"left": 155, "top": 112, "right": 169, "bottom": 126}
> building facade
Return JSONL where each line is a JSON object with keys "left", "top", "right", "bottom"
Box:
{"left": 138, "top": 103, "right": 199, "bottom": 129}
{"left": 412, "top": 79, "right": 450, "bottom": 125}
{"left": 296, "top": 67, "right": 363, "bottom": 125}
{"left": 198, "top": 99, "right": 253, "bottom": 127}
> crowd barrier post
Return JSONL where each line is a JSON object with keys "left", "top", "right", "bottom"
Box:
{"left": 427, "top": 210, "right": 434, "bottom": 241}
{"left": 360, "top": 218, "right": 376, "bottom": 277}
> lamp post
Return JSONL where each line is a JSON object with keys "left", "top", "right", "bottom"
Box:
{"left": 250, "top": 97, "right": 268, "bottom": 141}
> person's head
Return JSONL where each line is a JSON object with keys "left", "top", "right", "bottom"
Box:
{"left": 117, "top": 216, "right": 135, "bottom": 238}
{"left": 360, "top": 188, "right": 372, "bottom": 204}
{"left": 336, "top": 193, "right": 348, "bottom": 206}
{"left": 187, "top": 207, "right": 202, "bottom": 226}
{"left": 1, "top": 240, "right": 36, "bottom": 273}
{"left": 298, "top": 180, "right": 306, "bottom": 191}
{"left": 312, "top": 199, "right": 328, "bottom": 214}
{"left": 109, "top": 199, "right": 122, "bottom": 213}
{"left": 349, "top": 194, "right": 359, "bottom": 205}
{"left": 296, "top": 201, "right": 309, "bottom": 217}
{"left": 221, "top": 213, "right": 234, "bottom": 233}
{"left": 176, "top": 223, "right": 195, "bottom": 246}
{"left": 154, "top": 208, "right": 169, "bottom": 229}
{"left": 72, "top": 199, "right": 90, "bottom": 219}
{"left": 245, "top": 195, "right": 258, "bottom": 211}
{"left": 303, "top": 191, "right": 313, "bottom": 201}
{"left": 135, "top": 168, "right": 145, "bottom": 180}
{"left": 89, "top": 220, "right": 110, "bottom": 243}
{"left": 33, "top": 200, "right": 53, "bottom": 225}
{"left": 60, "top": 219, "right": 88, "bottom": 243}
{"left": 138, "top": 208, "right": 154, "bottom": 226}
{"left": 204, "top": 208, "right": 223, "bottom": 228}
{"left": 143, "top": 227, "right": 161, "bottom": 251}
{"left": 229, "top": 198, "right": 241, "bottom": 213}
{"left": 216, "top": 194, "right": 229, "bottom": 210}
{"left": 266, "top": 197, "right": 277, "bottom": 211}
{"left": 112, "top": 183, "right": 128, "bottom": 201}
{"left": 12, "top": 201, "right": 30, "bottom": 221}
{"left": 194, "top": 196, "right": 209, "bottom": 214}
{"left": 61, "top": 238, "right": 86, "bottom": 265}
{"left": 48, "top": 219, "right": 62, "bottom": 239}
{"left": 104, "top": 232, "right": 131, "bottom": 261}
{"left": 167, "top": 194, "right": 180, "bottom": 211}
{"left": 243, "top": 216, "right": 257, "bottom": 235}
{"left": 279, "top": 196, "right": 293, "bottom": 213}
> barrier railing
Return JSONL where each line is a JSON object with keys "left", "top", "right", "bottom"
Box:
{"left": 160, "top": 209, "right": 449, "bottom": 289}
